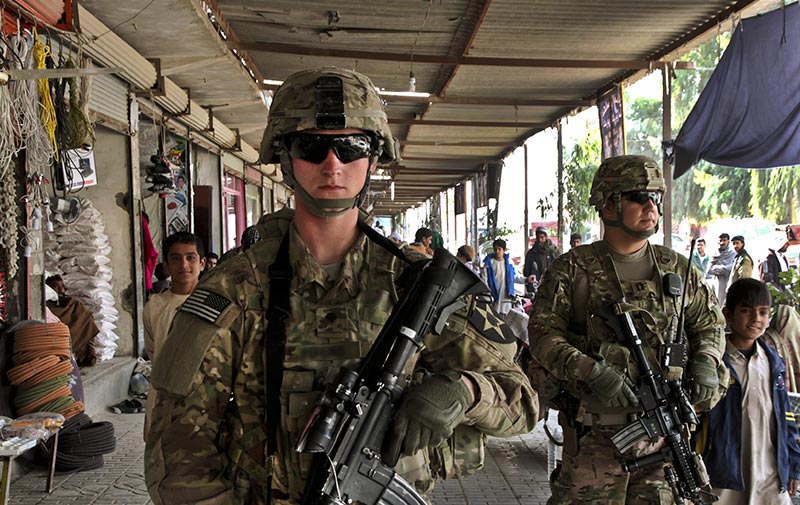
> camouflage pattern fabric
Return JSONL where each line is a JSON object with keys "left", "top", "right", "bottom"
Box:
{"left": 259, "top": 67, "right": 397, "bottom": 164}
{"left": 145, "top": 207, "right": 537, "bottom": 505}
{"left": 764, "top": 305, "right": 800, "bottom": 393}
{"left": 529, "top": 240, "right": 725, "bottom": 503}
{"left": 589, "top": 155, "right": 666, "bottom": 211}
{"left": 550, "top": 425, "right": 674, "bottom": 505}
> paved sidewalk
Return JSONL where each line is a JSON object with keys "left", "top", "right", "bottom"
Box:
{"left": 12, "top": 410, "right": 152, "bottom": 505}
{"left": 11, "top": 410, "right": 557, "bottom": 504}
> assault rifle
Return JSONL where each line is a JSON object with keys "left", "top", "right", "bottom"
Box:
{"left": 297, "top": 248, "right": 487, "bottom": 505}
{"left": 595, "top": 240, "right": 718, "bottom": 505}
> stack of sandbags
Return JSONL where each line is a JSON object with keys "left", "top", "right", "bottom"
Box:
{"left": 45, "top": 198, "right": 120, "bottom": 360}
{"left": 7, "top": 322, "right": 85, "bottom": 419}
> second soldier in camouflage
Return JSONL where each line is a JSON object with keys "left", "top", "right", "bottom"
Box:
{"left": 528, "top": 155, "right": 726, "bottom": 504}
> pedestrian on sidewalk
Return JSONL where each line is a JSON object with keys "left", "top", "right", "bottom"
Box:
{"left": 708, "top": 233, "right": 736, "bottom": 303}
{"left": 731, "top": 235, "right": 754, "bottom": 284}
{"left": 698, "top": 278, "right": 800, "bottom": 504}
{"left": 142, "top": 232, "right": 205, "bottom": 441}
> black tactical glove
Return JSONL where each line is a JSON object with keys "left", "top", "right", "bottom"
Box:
{"left": 587, "top": 360, "right": 639, "bottom": 408}
{"left": 382, "top": 372, "right": 472, "bottom": 467}
{"left": 688, "top": 354, "right": 719, "bottom": 404}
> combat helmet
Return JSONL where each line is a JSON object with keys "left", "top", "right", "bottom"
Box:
{"left": 259, "top": 67, "right": 398, "bottom": 217}
{"left": 589, "top": 155, "right": 666, "bottom": 239}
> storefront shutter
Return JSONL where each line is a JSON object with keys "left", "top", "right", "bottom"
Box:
{"left": 88, "top": 73, "right": 129, "bottom": 130}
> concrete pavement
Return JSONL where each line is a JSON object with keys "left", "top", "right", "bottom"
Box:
{"left": 10, "top": 411, "right": 558, "bottom": 504}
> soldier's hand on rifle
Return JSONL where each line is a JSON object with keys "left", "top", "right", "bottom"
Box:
{"left": 688, "top": 354, "right": 719, "bottom": 404}
{"left": 383, "top": 372, "right": 472, "bottom": 467}
{"left": 587, "top": 360, "right": 639, "bottom": 408}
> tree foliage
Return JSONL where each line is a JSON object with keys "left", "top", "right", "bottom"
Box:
{"left": 751, "top": 166, "right": 800, "bottom": 224}
{"left": 624, "top": 33, "right": 760, "bottom": 223}
{"left": 563, "top": 127, "right": 600, "bottom": 233}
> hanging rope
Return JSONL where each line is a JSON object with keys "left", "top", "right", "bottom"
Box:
{"left": 59, "top": 59, "right": 94, "bottom": 150}
{"left": 11, "top": 30, "right": 54, "bottom": 174}
{"left": 32, "top": 29, "right": 59, "bottom": 162}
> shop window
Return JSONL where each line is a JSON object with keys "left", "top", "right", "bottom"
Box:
{"left": 223, "top": 172, "right": 245, "bottom": 251}
{"left": 245, "top": 184, "right": 261, "bottom": 227}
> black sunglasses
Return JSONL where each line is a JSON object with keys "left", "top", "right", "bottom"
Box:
{"left": 621, "top": 190, "right": 662, "bottom": 206}
{"left": 284, "top": 133, "right": 374, "bottom": 164}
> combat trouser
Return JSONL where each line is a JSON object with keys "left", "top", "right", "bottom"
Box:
{"left": 548, "top": 413, "right": 675, "bottom": 505}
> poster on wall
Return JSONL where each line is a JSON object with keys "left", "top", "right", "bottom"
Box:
{"left": 598, "top": 86, "right": 625, "bottom": 160}
{"left": 164, "top": 137, "right": 189, "bottom": 235}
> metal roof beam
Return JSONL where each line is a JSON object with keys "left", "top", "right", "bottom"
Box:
{"left": 400, "top": 140, "right": 509, "bottom": 147}
{"left": 400, "top": 156, "right": 489, "bottom": 162}
{"left": 257, "top": 85, "right": 591, "bottom": 107}
{"left": 389, "top": 118, "right": 546, "bottom": 128}
{"left": 234, "top": 41, "right": 653, "bottom": 69}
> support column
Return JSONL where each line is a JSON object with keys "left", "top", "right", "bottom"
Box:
{"left": 523, "top": 143, "right": 529, "bottom": 255}
{"left": 557, "top": 121, "right": 565, "bottom": 254}
{"left": 662, "top": 63, "right": 673, "bottom": 249}
{"left": 471, "top": 174, "right": 479, "bottom": 254}
{"left": 128, "top": 93, "right": 145, "bottom": 356}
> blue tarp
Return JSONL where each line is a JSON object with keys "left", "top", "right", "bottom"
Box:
{"left": 674, "top": 4, "right": 800, "bottom": 178}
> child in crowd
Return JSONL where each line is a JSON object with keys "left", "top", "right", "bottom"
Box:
{"left": 699, "top": 278, "right": 800, "bottom": 504}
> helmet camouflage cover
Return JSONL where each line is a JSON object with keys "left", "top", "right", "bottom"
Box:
{"left": 589, "top": 155, "right": 666, "bottom": 211}
{"left": 259, "top": 66, "right": 398, "bottom": 164}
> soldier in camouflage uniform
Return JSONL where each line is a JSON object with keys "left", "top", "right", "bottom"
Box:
{"left": 144, "top": 67, "right": 538, "bottom": 505}
{"left": 528, "top": 155, "right": 727, "bottom": 504}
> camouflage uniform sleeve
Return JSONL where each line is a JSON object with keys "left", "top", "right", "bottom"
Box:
{"left": 144, "top": 270, "right": 245, "bottom": 505}
{"left": 528, "top": 256, "right": 596, "bottom": 383}
{"left": 419, "top": 300, "right": 538, "bottom": 437}
{"left": 683, "top": 256, "right": 725, "bottom": 363}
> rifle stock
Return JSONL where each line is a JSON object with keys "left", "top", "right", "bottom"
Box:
{"left": 597, "top": 300, "right": 718, "bottom": 505}
{"left": 298, "top": 248, "right": 488, "bottom": 505}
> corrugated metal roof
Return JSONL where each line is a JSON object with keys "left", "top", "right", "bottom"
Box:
{"left": 82, "top": 0, "right": 784, "bottom": 213}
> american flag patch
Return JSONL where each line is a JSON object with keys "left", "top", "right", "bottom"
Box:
{"left": 181, "top": 289, "right": 232, "bottom": 324}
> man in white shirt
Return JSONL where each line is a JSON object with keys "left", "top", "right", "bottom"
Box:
{"left": 143, "top": 231, "right": 206, "bottom": 440}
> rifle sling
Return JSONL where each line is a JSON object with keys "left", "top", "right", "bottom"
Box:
{"left": 266, "top": 231, "right": 292, "bottom": 461}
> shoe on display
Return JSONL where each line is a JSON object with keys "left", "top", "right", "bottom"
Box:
{"left": 148, "top": 154, "right": 172, "bottom": 175}
{"left": 147, "top": 183, "right": 176, "bottom": 195}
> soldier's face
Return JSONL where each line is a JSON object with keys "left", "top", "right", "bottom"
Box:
{"left": 290, "top": 128, "right": 375, "bottom": 212}
{"left": 616, "top": 192, "right": 660, "bottom": 232}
